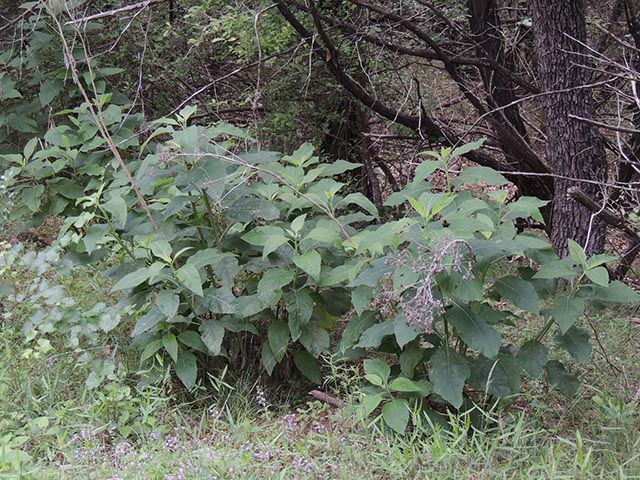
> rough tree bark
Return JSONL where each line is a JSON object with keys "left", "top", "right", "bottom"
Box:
{"left": 529, "top": 0, "right": 608, "bottom": 255}
{"left": 467, "top": 0, "right": 553, "bottom": 206}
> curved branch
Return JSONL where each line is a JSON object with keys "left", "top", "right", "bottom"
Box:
{"left": 275, "top": 1, "right": 506, "bottom": 173}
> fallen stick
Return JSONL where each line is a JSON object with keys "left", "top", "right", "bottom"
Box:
{"left": 309, "top": 390, "right": 346, "bottom": 408}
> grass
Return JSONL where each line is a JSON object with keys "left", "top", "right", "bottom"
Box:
{"left": 1, "top": 242, "right": 640, "bottom": 479}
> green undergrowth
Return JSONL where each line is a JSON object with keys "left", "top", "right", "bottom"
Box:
{"left": 1, "top": 242, "right": 639, "bottom": 479}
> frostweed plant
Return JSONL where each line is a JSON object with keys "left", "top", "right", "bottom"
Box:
{"left": 399, "top": 239, "right": 474, "bottom": 333}
{"left": 2, "top": 106, "right": 374, "bottom": 389}
{"left": 342, "top": 143, "right": 639, "bottom": 433}
{"left": 2, "top": 91, "right": 638, "bottom": 437}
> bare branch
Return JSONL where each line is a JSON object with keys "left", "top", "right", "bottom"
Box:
{"left": 568, "top": 114, "right": 640, "bottom": 134}
{"left": 65, "top": 0, "right": 167, "bottom": 25}
{"left": 567, "top": 186, "right": 638, "bottom": 237}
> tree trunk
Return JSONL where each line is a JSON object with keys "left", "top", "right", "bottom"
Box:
{"left": 618, "top": 0, "right": 640, "bottom": 191}
{"left": 468, "top": 0, "right": 553, "bottom": 212}
{"left": 529, "top": 0, "right": 608, "bottom": 256}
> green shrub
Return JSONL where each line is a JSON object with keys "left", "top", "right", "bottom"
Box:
{"left": 3, "top": 104, "right": 638, "bottom": 435}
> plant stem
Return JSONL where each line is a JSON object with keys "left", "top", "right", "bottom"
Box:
{"left": 535, "top": 315, "right": 555, "bottom": 342}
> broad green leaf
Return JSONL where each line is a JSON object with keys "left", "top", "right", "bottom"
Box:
{"left": 102, "top": 194, "right": 128, "bottom": 227}
{"left": 0, "top": 447, "right": 31, "bottom": 465}
{"left": 494, "top": 275, "right": 539, "bottom": 313}
{"left": 545, "top": 360, "right": 580, "bottom": 397}
{"left": 349, "top": 257, "right": 394, "bottom": 287}
{"left": 556, "top": 326, "right": 591, "bottom": 363}
{"left": 148, "top": 261, "right": 166, "bottom": 282}
{"left": 394, "top": 315, "right": 420, "bottom": 349}
{"left": 512, "top": 234, "right": 553, "bottom": 251}
{"left": 235, "top": 295, "right": 264, "bottom": 318}
{"left": 339, "top": 311, "right": 377, "bottom": 351}
{"left": 177, "top": 331, "right": 208, "bottom": 354}
{"left": 262, "top": 343, "right": 277, "bottom": 375}
{"left": 382, "top": 398, "right": 410, "bottom": 434}
{"left": 567, "top": 239, "right": 587, "bottom": 268}
{"left": 446, "top": 304, "right": 501, "bottom": 358}
{"left": 584, "top": 282, "right": 640, "bottom": 304}
{"left": 533, "top": 260, "right": 578, "bottom": 279}
{"left": 285, "top": 289, "right": 314, "bottom": 341}
{"left": 585, "top": 266, "right": 609, "bottom": 287}
{"left": 338, "top": 193, "right": 379, "bottom": 217}
{"left": 363, "top": 359, "right": 391, "bottom": 384}
{"left": 262, "top": 234, "right": 289, "bottom": 259}
{"left": 448, "top": 275, "right": 484, "bottom": 302}
{"left": 400, "top": 341, "right": 424, "bottom": 378}
{"left": 242, "top": 226, "right": 285, "bottom": 247}
{"left": 503, "top": 197, "right": 549, "bottom": 224}
{"left": 227, "top": 196, "right": 280, "bottom": 223}
{"left": 97, "top": 67, "right": 125, "bottom": 76}
{"left": 83, "top": 224, "right": 110, "bottom": 255}
{"left": 219, "top": 316, "right": 259, "bottom": 335}
{"left": 268, "top": 319, "right": 290, "bottom": 362}
{"left": 207, "top": 122, "right": 253, "bottom": 140}
{"left": 413, "top": 160, "right": 442, "bottom": 182}
{"left": 21, "top": 185, "right": 44, "bottom": 212}
{"left": 39, "top": 80, "right": 61, "bottom": 106}
{"left": 361, "top": 393, "right": 383, "bottom": 417}
{"left": 156, "top": 290, "right": 179, "bottom": 320}
{"left": 202, "top": 288, "right": 236, "bottom": 314}
{"left": 163, "top": 333, "right": 179, "bottom": 363}
{"left": 176, "top": 264, "right": 203, "bottom": 296}
{"left": 186, "top": 248, "right": 224, "bottom": 269}
{"left": 407, "top": 196, "right": 428, "bottom": 219}
{"left": 467, "top": 354, "right": 521, "bottom": 399}
{"left": 293, "top": 250, "right": 322, "bottom": 282}
{"left": 189, "top": 157, "right": 225, "bottom": 197}
{"left": 212, "top": 256, "right": 239, "bottom": 289}
{"left": 101, "top": 104, "right": 122, "bottom": 126}
{"left": 552, "top": 296, "right": 584, "bottom": 333}
{"left": 365, "top": 373, "right": 385, "bottom": 387}
{"left": 0, "top": 153, "right": 24, "bottom": 164}
{"left": 291, "top": 214, "right": 307, "bottom": 234}
{"left": 428, "top": 347, "right": 470, "bottom": 409}
{"left": 453, "top": 166, "right": 509, "bottom": 187}
{"left": 50, "top": 178, "right": 85, "bottom": 199}
{"left": 352, "top": 284, "right": 374, "bottom": 316}
{"left": 174, "top": 350, "right": 197, "bottom": 390}
{"left": 451, "top": 138, "right": 486, "bottom": 157}
{"left": 112, "top": 267, "right": 150, "bottom": 291}
{"left": 389, "top": 377, "right": 424, "bottom": 393}
{"left": 587, "top": 253, "right": 618, "bottom": 269}
{"left": 283, "top": 142, "right": 315, "bottom": 166}
{"left": 140, "top": 339, "right": 163, "bottom": 361}
{"left": 199, "top": 319, "right": 225, "bottom": 356}
{"left": 516, "top": 340, "right": 548, "bottom": 378}
{"left": 149, "top": 240, "right": 172, "bottom": 263}
{"left": 257, "top": 268, "right": 294, "bottom": 306}
{"left": 293, "top": 351, "right": 322, "bottom": 384}
{"left": 356, "top": 319, "right": 395, "bottom": 348}
{"left": 299, "top": 324, "right": 330, "bottom": 357}
{"left": 384, "top": 181, "right": 432, "bottom": 206}
{"left": 132, "top": 307, "right": 164, "bottom": 336}
{"left": 316, "top": 159, "right": 361, "bottom": 176}
{"left": 304, "top": 225, "right": 342, "bottom": 246}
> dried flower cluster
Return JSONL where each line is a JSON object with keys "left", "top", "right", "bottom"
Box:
{"left": 373, "top": 239, "right": 475, "bottom": 333}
